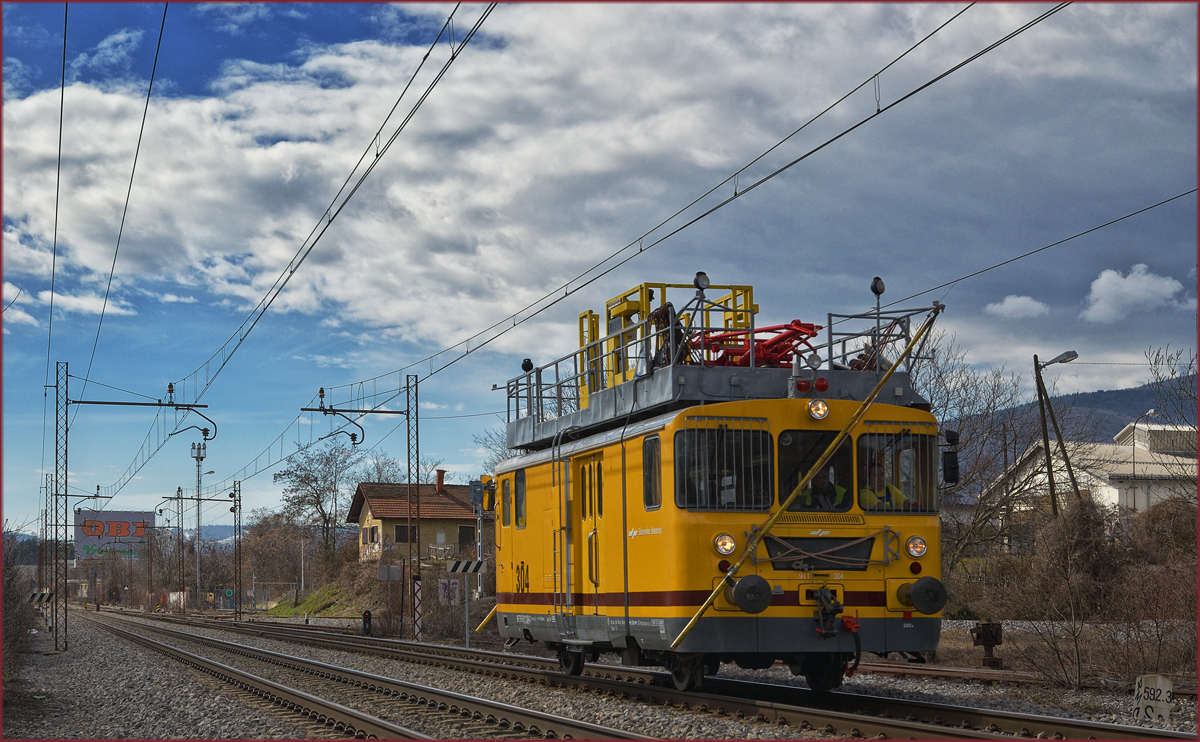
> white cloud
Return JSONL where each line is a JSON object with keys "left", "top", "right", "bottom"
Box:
{"left": 158, "top": 294, "right": 198, "bottom": 304}
{"left": 289, "top": 353, "right": 350, "bottom": 369}
{"left": 2, "top": 306, "right": 39, "bottom": 328}
{"left": 3, "top": 226, "right": 55, "bottom": 277}
{"left": 36, "top": 290, "right": 135, "bottom": 316}
{"left": 1079, "top": 264, "right": 1185, "bottom": 323}
{"left": 984, "top": 295, "right": 1049, "bottom": 319}
{"left": 3, "top": 56, "right": 36, "bottom": 101}
{"left": 194, "top": 4, "right": 277, "bottom": 36}
{"left": 1, "top": 4, "right": 1194, "bottom": 370}
{"left": 69, "top": 29, "right": 144, "bottom": 82}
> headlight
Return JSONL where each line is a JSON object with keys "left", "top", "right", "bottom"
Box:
{"left": 906, "top": 535, "right": 927, "bottom": 558}
{"left": 714, "top": 533, "right": 736, "bottom": 555}
{"left": 807, "top": 399, "right": 829, "bottom": 420}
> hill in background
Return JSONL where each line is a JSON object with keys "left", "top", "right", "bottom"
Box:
{"left": 1055, "top": 377, "right": 1194, "bottom": 441}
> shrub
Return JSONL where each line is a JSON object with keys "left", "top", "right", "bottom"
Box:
{"left": 3, "top": 528, "right": 37, "bottom": 681}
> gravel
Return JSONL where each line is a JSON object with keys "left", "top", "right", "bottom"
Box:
{"left": 4, "top": 612, "right": 1195, "bottom": 739}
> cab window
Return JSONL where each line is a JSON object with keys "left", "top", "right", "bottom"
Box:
{"left": 857, "top": 424, "right": 939, "bottom": 512}
{"left": 777, "top": 431, "right": 852, "bottom": 512}
{"left": 674, "top": 419, "right": 773, "bottom": 511}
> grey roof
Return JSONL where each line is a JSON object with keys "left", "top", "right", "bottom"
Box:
{"left": 1071, "top": 443, "right": 1197, "bottom": 481}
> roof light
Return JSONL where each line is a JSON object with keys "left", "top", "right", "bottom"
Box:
{"left": 814, "top": 377, "right": 829, "bottom": 393}
{"left": 796, "top": 379, "right": 811, "bottom": 392}
{"left": 807, "top": 399, "right": 829, "bottom": 420}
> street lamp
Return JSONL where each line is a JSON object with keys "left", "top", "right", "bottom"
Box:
{"left": 1034, "top": 350, "right": 1080, "bottom": 517}
{"left": 1131, "top": 408, "right": 1158, "bottom": 508}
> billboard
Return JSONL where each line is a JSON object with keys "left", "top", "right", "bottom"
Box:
{"left": 74, "top": 510, "right": 155, "bottom": 558}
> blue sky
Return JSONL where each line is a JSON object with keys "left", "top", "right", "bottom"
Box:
{"left": 3, "top": 3, "right": 1196, "bottom": 533}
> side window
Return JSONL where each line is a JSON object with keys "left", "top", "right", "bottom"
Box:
{"left": 643, "top": 436, "right": 662, "bottom": 510}
{"left": 515, "top": 469, "right": 527, "bottom": 528}
{"left": 581, "top": 465, "right": 590, "bottom": 520}
{"left": 596, "top": 462, "right": 603, "bottom": 518}
{"left": 501, "top": 479, "right": 511, "bottom": 527}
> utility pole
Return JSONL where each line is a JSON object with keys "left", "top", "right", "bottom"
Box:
{"left": 229, "top": 481, "right": 242, "bottom": 620}
{"left": 52, "top": 371, "right": 210, "bottom": 643}
{"left": 406, "top": 375, "right": 421, "bottom": 640}
{"left": 1034, "top": 351, "right": 1081, "bottom": 518}
{"left": 191, "top": 442, "right": 206, "bottom": 608}
{"left": 299, "top": 384, "right": 413, "bottom": 630}
{"left": 175, "top": 487, "right": 185, "bottom": 611}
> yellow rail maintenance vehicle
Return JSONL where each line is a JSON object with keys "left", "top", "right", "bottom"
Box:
{"left": 487, "top": 273, "right": 957, "bottom": 692}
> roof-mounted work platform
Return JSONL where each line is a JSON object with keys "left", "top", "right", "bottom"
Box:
{"left": 504, "top": 272, "right": 941, "bottom": 450}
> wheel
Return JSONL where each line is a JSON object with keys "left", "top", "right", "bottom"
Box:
{"left": 670, "top": 657, "right": 703, "bottom": 691}
{"left": 802, "top": 654, "right": 847, "bottom": 692}
{"left": 557, "top": 646, "right": 585, "bottom": 676}
{"left": 703, "top": 656, "right": 721, "bottom": 676}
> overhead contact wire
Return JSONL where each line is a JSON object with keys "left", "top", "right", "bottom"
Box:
{"left": 330, "top": 3, "right": 1068, "bottom": 398}
{"left": 102, "top": 4, "right": 496, "bottom": 498}
{"left": 71, "top": 2, "right": 169, "bottom": 428}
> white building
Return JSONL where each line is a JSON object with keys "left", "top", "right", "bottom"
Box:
{"left": 995, "top": 422, "right": 1196, "bottom": 514}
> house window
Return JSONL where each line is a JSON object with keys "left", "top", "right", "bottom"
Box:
{"left": 394, "top": 525, "right": 409, "bottom": 543}
{"left": 515, "top": 469, "right": 527, "bottom": 528}
{"left": 643, "top": 436, "right": 661, "bottom": 510}
{"left": 370, "top": 526, "right": 379, "bottom": 543}
{"left": 458, "top": 525, "right": 475, "bottom": 546}
{"left": 361, "top": 527, "right": 370, "bottom": 545}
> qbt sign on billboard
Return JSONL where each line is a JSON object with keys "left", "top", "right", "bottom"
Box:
{"left": 74, "top": 510, "right": 155, "bottom": 559}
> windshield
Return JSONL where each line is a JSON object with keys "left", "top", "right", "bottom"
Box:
{"left": 674, "top": 417, "right": 773, "bottom": 511}
{"left": 857, "top": 423, "right": 940, "bottom": 512}
{"left": 777, "top": 431, "right": 853, "bottom": 512}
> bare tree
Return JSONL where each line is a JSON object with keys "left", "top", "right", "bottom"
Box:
{"left": 244, "top": 509, "right": 304, "bottom": 584}
{"left": 1142, "top": 345, "right": 1198, "bottom": 503}
{"left": 1145, "top": 345, "right": 1197, "bottom": 427}
{"left": 415, "top": 455, "right": 449, "bottom": 484}
{"left": 273, "top": 439, "right": 363, "bottom": 562}
{"left": 355, "top": 450, "right": 449, "bottom": 485}
{"left": 910, "top": 332, "right": 1096, "bottom": 571}
{"left": 356, "top": 450, "right": 406, "bottom": 483}
{"left": 472, "top": 424, "right": 512, "bottom": 476}
{"left": 3, "top": 521, "right": 37, "bottom": 673}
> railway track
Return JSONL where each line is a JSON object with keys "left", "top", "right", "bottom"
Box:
{"left": 77, "top": 612, "right": 431, "bottom": 739}
{"left": 83, "top": 611, "right": 651, "bottom": 739}
{"left": 852, "top": 660, "right": 1198, "bottom": 700}
{"left": 135, "top": 611, "right": 1193, "bottom": 740}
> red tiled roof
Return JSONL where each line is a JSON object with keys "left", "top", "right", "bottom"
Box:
{"left": 346, "top": 482, "right": 476, "bottom": 523}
